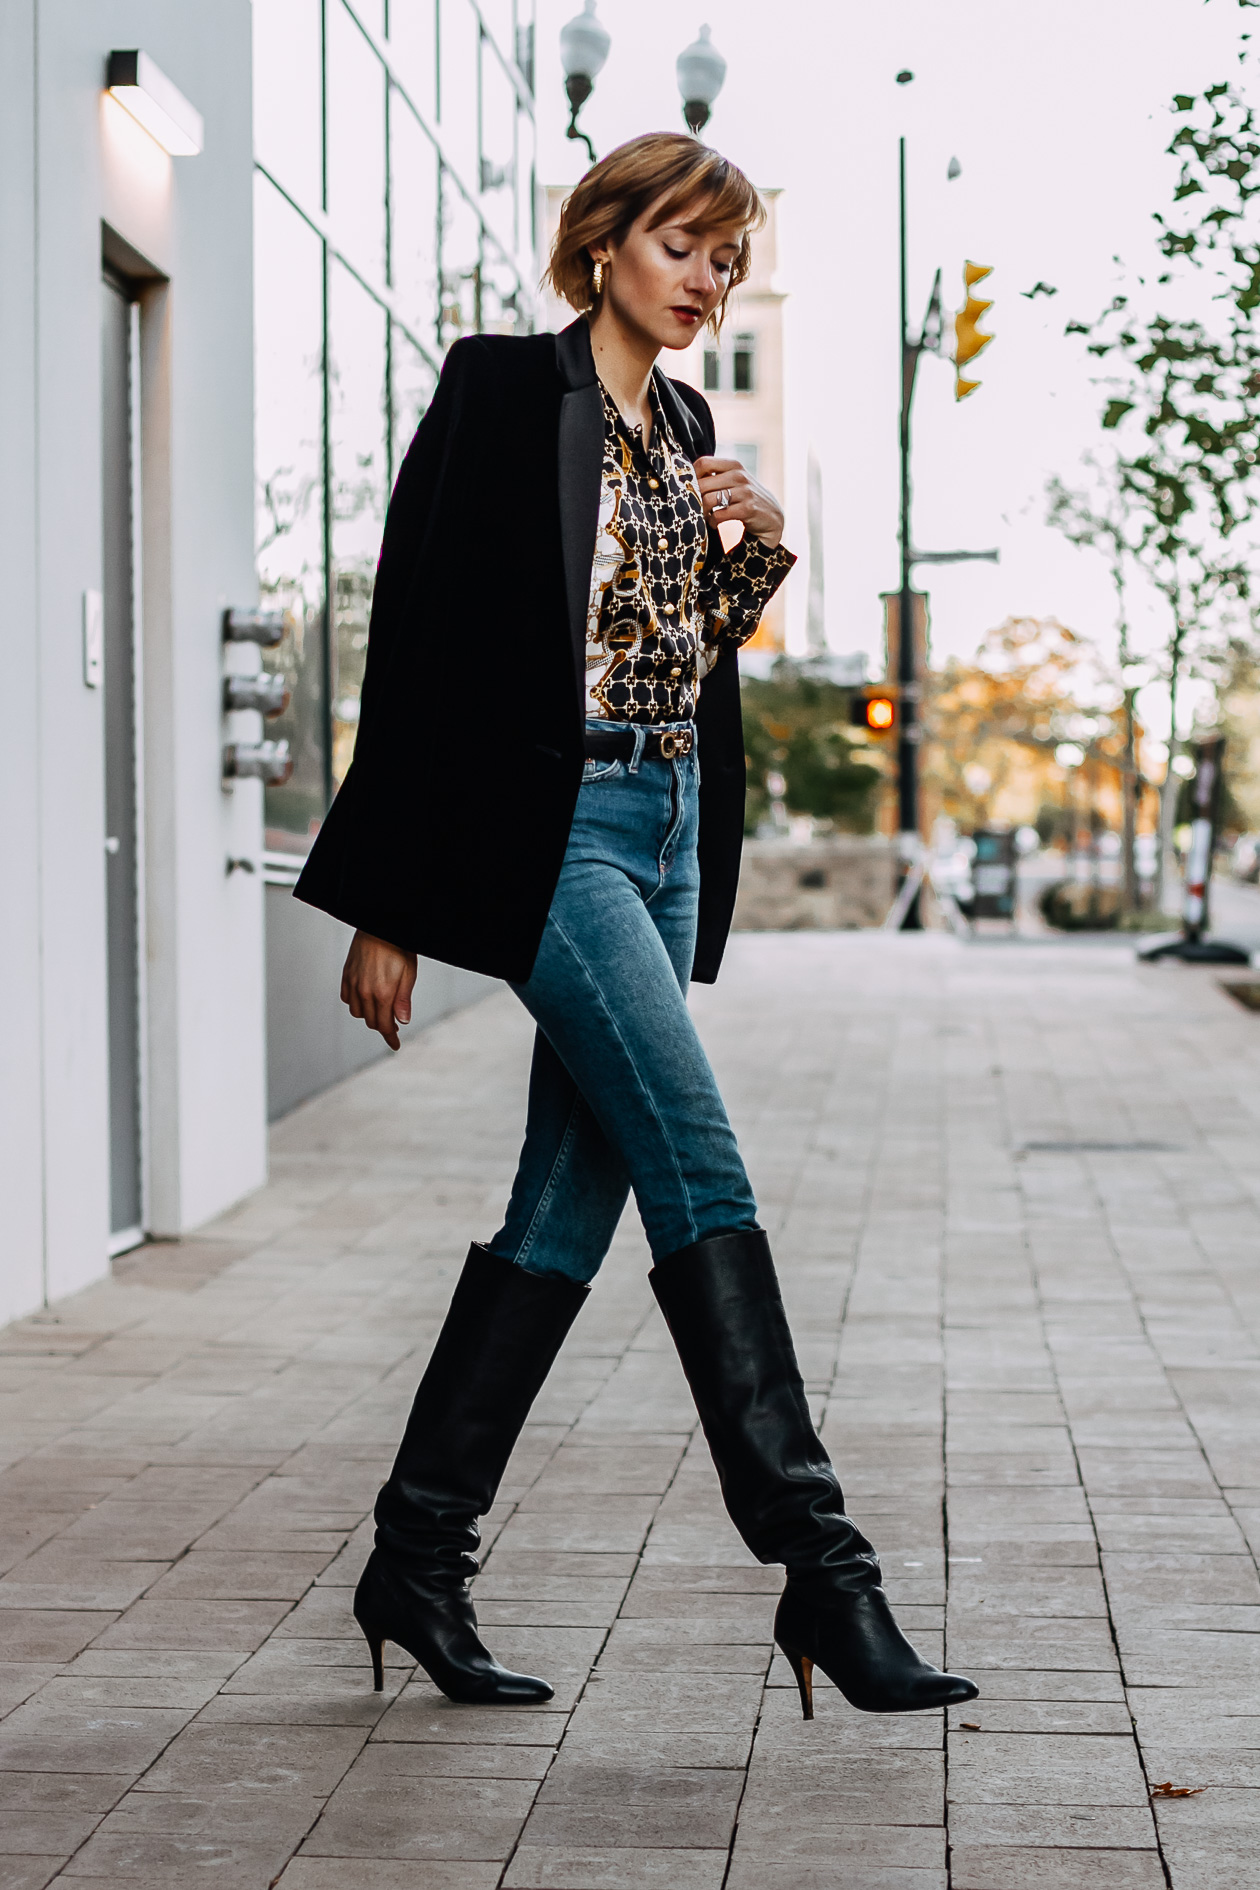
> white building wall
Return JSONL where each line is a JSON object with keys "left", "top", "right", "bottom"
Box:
{"left": 0, "top": 1, "right": 263, "bottom": 1321}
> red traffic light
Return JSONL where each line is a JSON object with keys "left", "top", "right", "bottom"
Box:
{"left": 850, "top": 690, "right": 897, "bottom": 733}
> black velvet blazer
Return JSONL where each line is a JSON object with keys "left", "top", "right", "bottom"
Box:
{"left": 294, "top": 317, "right": 747, "bottom": 985}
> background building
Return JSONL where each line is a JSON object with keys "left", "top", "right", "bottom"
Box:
{"left": 1, "top": 1, "right": 538, "bottom": 1326}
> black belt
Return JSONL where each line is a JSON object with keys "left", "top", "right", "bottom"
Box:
{"left": 585, "top": 725, "right": 694, "bottom": 761}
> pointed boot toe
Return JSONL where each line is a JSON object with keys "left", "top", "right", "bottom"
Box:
{"left": 776, "top": 1586, "right": 980, "bottom": 1716}
{"left": 355, "top": 1552, "right": 552, "bottom": 1705}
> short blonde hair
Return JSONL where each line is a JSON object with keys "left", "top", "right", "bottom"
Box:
{"left": 546, "top": 132, "right": 763, "bottom": 333}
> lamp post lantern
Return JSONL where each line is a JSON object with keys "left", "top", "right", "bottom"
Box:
{"left": 560, "top": 0, "right": 610, "bottom": 165}
{"left": 676, "top": 24, "right": 726, "bottom": 136}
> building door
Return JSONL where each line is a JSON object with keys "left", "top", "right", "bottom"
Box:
{"left": 101, "top": 274, "right": 144, "bottom": 1245}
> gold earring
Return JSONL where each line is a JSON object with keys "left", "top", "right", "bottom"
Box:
{"left": 592, "top": 260, "right": 604, "bottom": 296}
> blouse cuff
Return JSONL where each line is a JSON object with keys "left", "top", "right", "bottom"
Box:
{"left": 701, "top": 534, "right": 796, "bottom": 650}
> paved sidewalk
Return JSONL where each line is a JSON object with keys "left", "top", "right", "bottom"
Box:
{"left": 2, "top": 934, "right": 1259, "bottom": 1889}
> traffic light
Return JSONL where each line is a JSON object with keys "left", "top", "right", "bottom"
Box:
{"left": 849, "top": 689, "right": 897, "bottom": 734}
{"left": 954, "top": 261, "right": 993, "bottom": 400}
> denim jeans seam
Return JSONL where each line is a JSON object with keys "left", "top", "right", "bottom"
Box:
{"left": 514, "top": 1094, "right": 585, "bottom": 1266}
{"left": 545, "top": 908, "right": 700, "bottom": 1251}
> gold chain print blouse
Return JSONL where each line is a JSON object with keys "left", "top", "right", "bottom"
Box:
{"left": 584, "top": 379, "right": 794, "bottom": 725}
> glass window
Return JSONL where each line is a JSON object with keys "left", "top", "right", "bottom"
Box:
{"left": 391, "top": 326, "right": 438, "bottom": 478}
{"left": 733, "top": 332, "right": 756, "bottom": 394}
{"left": 481, "top": 251, "right": 522, "bottom": 336}
{"left": 703, "top": 348, "right": 720, "bottom": 392}
{"left": 478, "top": 0, "right": 514, "bottom": 58}
{"left": 252, "top": 0, "right": 323, "bottom": 212}
{"left": 479, "top": 35, "right": 518, "bottom": 253}
{"left": 254, "top": 175, "right": 328, "bottom": 839}
{"left": 389, "top": 0, "right": 438, "bottom": 118}
{"left": 326, "top": 0, "right": 388, "bottom": 290}
{"left": 328, "top": 260, "right": 389, "bottom": 791}
{"left": 718, "top": 441, "right": 760, "bottom": 479}
{"left": 515, "top": 108, "right": 537, "bottom": 275}
{"left": 440, "top": 167, "right": 483, "bottom": 346}
{"left": 438, "top": 0, "right": 480, "bottom": 185}
{"left": 391, "top": 91, "right": 441, "bottom": 344}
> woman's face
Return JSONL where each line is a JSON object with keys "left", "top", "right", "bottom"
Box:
{"left": 593, "top": 200, "right": 743, "bottom": 352}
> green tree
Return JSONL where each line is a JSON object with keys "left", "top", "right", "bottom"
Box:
{"left": 1050, "top": 65, "right": 1260, "bottom": 897}
{"left": 741, "top": 659, "right": 881, "bottom": 837}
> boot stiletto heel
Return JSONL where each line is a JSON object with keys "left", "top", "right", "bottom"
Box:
{"left": 782, "top": 1644, "right": 815, "bottom": 1720}
{"left": 363, "top": 1626, "right": 384, "bottom": 1692}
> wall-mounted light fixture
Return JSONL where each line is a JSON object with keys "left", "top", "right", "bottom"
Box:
{"left": 223, "top": 607, "right": 288, "bottom": 647}
{"left": 223, "top": 740, "right": 293, "bottom": 786}
{"left": 106, "top": 51, "right": 204, "bottom": 157}
{"left": 223, "top": 673, "right": 290, "bottom": 718}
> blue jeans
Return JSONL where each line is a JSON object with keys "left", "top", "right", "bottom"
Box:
{"left": 489, "top": 723, "right": 759, "bottom": 1284}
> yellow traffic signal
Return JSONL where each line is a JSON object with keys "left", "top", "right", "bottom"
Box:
{"left": 954, "top": 261, "right": 993, "bottom": 400}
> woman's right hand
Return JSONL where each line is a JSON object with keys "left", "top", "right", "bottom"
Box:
{"left": 341, "top": 929, "right": 418, "bottom": 1051}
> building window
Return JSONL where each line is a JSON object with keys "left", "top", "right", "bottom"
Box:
{"left": 251, "top": 0, "right": 536, "bottom": 844}
{"left": 733, "top": 332, "right": 756, "bottom": 393}
{"left": 716, "top": 441, "right": 759, "bottom": 480}
{"left": 701, "top": 331, "right": 757, "bottom": 395}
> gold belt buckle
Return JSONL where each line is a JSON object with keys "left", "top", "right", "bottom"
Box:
{"left": 659, "top": 731, "right": 684, "bottom": 760}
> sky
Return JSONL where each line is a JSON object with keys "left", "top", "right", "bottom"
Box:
{"left": 534, "top": 0, "right": 1254, "bottom": 746}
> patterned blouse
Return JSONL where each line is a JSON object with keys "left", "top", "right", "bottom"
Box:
{"left": 585, "top": 378, "right": 794, "bottom": 724}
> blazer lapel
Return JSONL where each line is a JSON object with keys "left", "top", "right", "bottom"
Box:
{"left": 555, "top": 319, "right": 604, "bottom": 716}
{"left": 653, "top": 369, "right": 707, "bottom": 461}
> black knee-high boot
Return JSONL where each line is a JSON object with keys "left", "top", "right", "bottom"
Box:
{"left": 355, "top": 1243, "right": 588, "bottom": 1703}
{"left": 650, "top": 1230, "right": 978, "bottom": 1716}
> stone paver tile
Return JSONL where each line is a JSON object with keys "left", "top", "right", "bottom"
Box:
{"left": 343, "top": 1741, "right": 554, "bottom": 1781}
{"left": 0, "top": 1665, "right": 58, "bottom": 1717}
{"left": 137, "top": 1720, "right": 365, "bottom": 1795}
{"left": 0, "top": 1698, "right": 192, "bottom": 1776}
{"left": 301, "top": 1771, "right": 539, "bottom": 1860}
{"left": 371, "top": 1694, "right": 565, "bottom": 1746}
{"left": 92, "top": 1598, "right": 291, "bottom": 1651}
{"left": 143, "top": 1551, "right": 331, "bottom": 1601}
{"left": 949, "top": 1844, "right": 1165, "bottom": 1887}
{"left": 503, "top": 1846, "right": 729, "bottom": 1887}
{"left": 58, "top": 1789, "right": 319, "bottom": 1883}
{"left": 958, "top": 1669, "right": 1126, "bottom": 1702}
{"left": 725, "top": 1821, "right": 947, "bottom": 1868}
{"left": 555, "top": 1725, "right": 753, "bottom": 1769}
{"left": 0, "top": 1613, "right": 117, "bottom": 1664}
{"left": 277, "top": 1864, "right": 499, "bottom": 1890}
{"left": 946, "top": 1804, "right": 1159, "bottom": 1848}
{"left": 0, "top": 1861, "right": 66, "bottom": 1890}
{"left": 521, "top": 1762, "right": 743, "bottom": 1849}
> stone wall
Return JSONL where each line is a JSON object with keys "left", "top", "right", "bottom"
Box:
{"left": 732, "top": 836, "right": 898, "bottom": 931}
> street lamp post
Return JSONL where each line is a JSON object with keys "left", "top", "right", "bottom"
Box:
{"left": 559, "top": 0, "right": 610, "bottom": 165}
{"left": 559, "top": 12, "right": 727, "bottom": 164}
{"left": 676, "top": 25, "right": 726, "bottom": 135}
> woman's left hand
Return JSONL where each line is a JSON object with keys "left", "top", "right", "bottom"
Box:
{"left": 694, "top": 455, "right": 785, "bottom": 548}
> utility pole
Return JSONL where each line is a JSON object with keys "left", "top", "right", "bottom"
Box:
{"left": 897, "top": 138, "right": 920, "bottom": 925}
{"left": 890, "top": 136, "right": 999, "bottom": 932}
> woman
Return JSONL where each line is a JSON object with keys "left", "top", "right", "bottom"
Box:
{"left": 296, "top": 133, "right": 977, "bottom": 1721}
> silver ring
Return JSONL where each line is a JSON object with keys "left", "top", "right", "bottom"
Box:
{"left": 717, "top": 488, "right": 731, "bottom": 509}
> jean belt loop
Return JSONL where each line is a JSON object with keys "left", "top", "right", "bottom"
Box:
{"left": 629, "top": 726, "right": 647, "bottom": 775}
